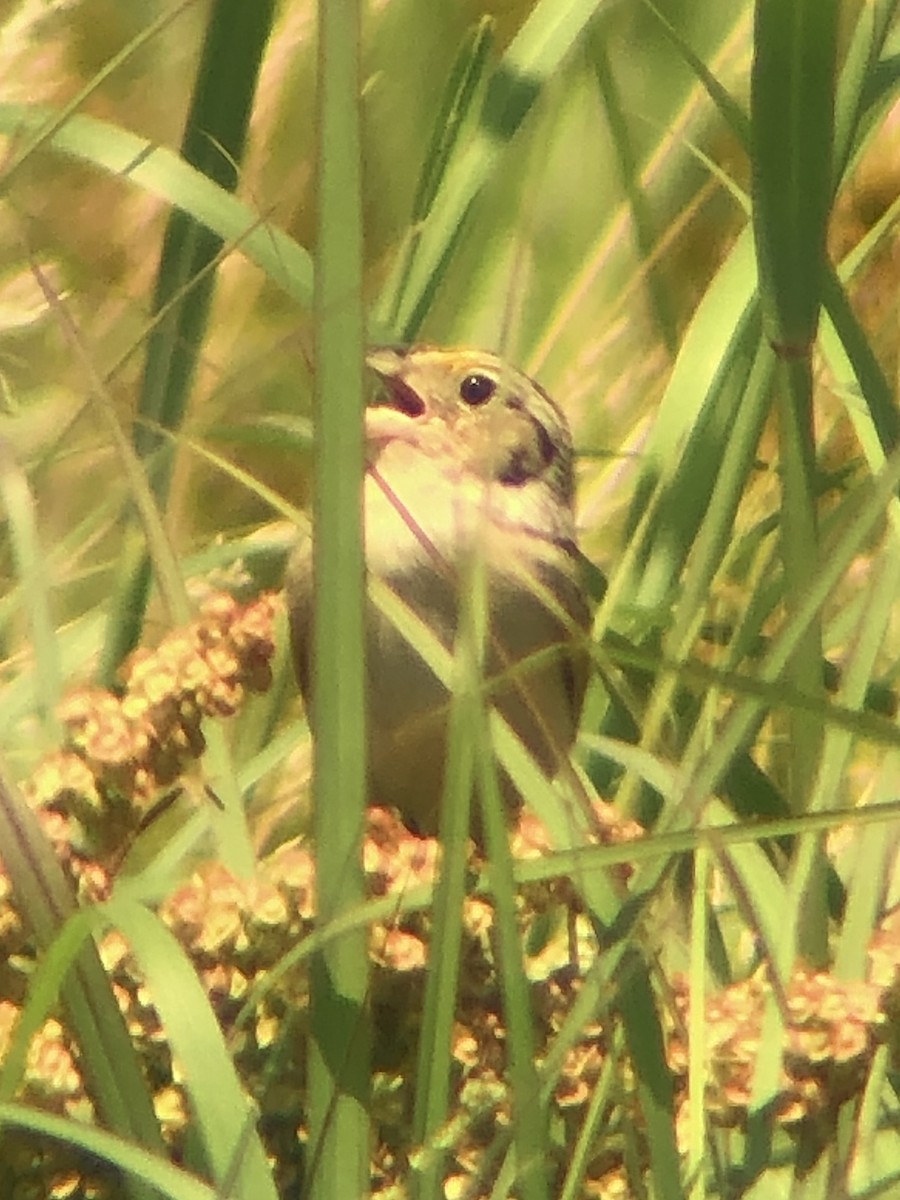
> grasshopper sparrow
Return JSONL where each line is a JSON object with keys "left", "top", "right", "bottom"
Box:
{"left": 287, "top": 346, "right": 590, "bottom": 837}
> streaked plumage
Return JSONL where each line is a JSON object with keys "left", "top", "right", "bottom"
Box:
{"left": 287, "top": 346, "right": 590, "bottom": 837}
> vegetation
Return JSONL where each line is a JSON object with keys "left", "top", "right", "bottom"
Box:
{"left": 2, "top": 0, "right": 900, "bottom": 1196}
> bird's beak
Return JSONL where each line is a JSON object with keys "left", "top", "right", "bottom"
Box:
{"left": 365, "top": 347, "right": 425, "bottom": 417}
{"left": 365, "top": 346, "right": 406, "bottom": 377}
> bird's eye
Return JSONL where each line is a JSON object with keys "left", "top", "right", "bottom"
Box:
{"left": 459, "top": 373, "right": 496, "bottom": 406}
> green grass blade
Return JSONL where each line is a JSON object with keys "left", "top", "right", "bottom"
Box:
{"left": 0, "top": 2, "right": 196, "bottom": 192}
{"left": 103, "top": 0, "right": 277, "bottom": 676}
{"left": 751, "top": 0, "right": 840, "bottom": 962}
{"left": 625, "top": 227, "right": 757, "bottom": 567}
{"left": 677, "top": 440, "right": 900, "bottom": 828}
{"left": 412, "top": 683, "right": 473, "bottom": 1196}
{"left": 591, "top": 22, "right": 677, "bottom": 354}
{"left": 643, "top": 0, "right": 751, "bottom": 146}
{"left": 0, "top": 764, "right": 163, "bottom": 1200}
{"left": 751, "top": 0, "right": 838, "bottom": 350}
{"left": 0, "top": 104, "right": 313, "bottom": 303}
{"left": 0, "top": 438, "right": 62, "bottom": 735}
{"left": 386, "top": 0, "right": 609, "bottom": 339}
{"left": 832, "top": 0, "right": 900, "bottom": 183}
{"left": 306, "top": 1, "right": 370, "bottom": 1197}
{"left": 822, "top": 263, "right": 900, "bottom": 459}
{"left": 618, "top": 952, "right": 682, "bottom": 1200}
{"left": 102, "top": 897, "right": 278, "bottom": 1197}
{"left": 0, "top": 1104, "right": 219, "bottom": 1200}
{"left": 378, "top": 17, "right": 495, "bottom": 334}
{"left": 476, "top": 643, "right": 549, "bottom": 1197}
{"left": 135, "top": 0, "right": 278, "bottom": 468}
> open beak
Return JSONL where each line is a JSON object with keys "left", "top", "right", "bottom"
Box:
{"left": 366, "top": 347, "right": 425, "bottom": 417}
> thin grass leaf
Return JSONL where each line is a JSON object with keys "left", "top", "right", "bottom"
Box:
{"left": 0, "top": 908, "right": 95, "bottom": 1103}
{"left": 0, "top": 764, "right": 164, "bottom": 1200}
{"left": 28, "top": 262, "right": 190, "bottom": 630}
{"left": 632, "top": 272, "right": 766, "bottom": 621}
{"left": 625, "top": 227, "right": 758, "bottom": 571}
{"left": 614, "top": 329, "right": 773, "bottom": 822}
{"left": 686, "top": 844, "right": 709, "bottom": 1199}
{"left": 850, "top": 1046, "right": 899, "bottom": 1194}
{"left": 0, "top": 1, "right": 199, "bottom": 191}
{"left": 0, "top": 104, "right": 313, "bottom": 303}
{"left": 0, "top": 1103, "right": 219, "bottom": 1200}
{"left": 135, "top": 0, "right": 278, "bottom": 469}
{"left": 512, "top": 797, "right": 900, "bottom": 893}
{"left": 386, "top": 0, "right": 610, "bottom": 339}
{"left": 860, "top": 49, "right": 900, "bottom": 119}
{"left": 101, "top": 897, "right": 278, "bottom": 1197}
{"left": 412, "top": 668, "right": 474, "bottom": 1197}
{"left": 103, "top": 0, "right": 277, "bottom": 675}
{"left": 528, "top": 8, "right": 752, "bottom": 377}
{"left": 29, "top": 261, "right": 255, "bottom": 875}
{"left": 833, "top": 0, "right": 900, "bottom": 183}
{"left": 751, "top": 0, "right": 840, "bottom": 962}
{"left": 378, "top": 16, "right": 494, "bottom": 334}
{"left": 475, "top": 651, "right": 549, "bottom": 1197}
{"left": 557, "top": 1032, "right": 624, "bottom": 1200}
{"left": 676, "top": 440, "right": 900, "bottom": 825}
{"left": 0, "top": 438, "right": 62, "bottom": 735}
{"left": 772, "top": 354, "right": 826, "bottom": 823}
{"left": 642, "top": 0, "right": 751, "bottom": 147}
{"left": 618, "top": 952, "right": 683, "bottom": 1200}
{"left": 306, "top": 2, "right": 370, "bottom": 1196}
{"left": 591, "top": 23, "right": 677, "bottom": 354}
{"left": 821, "top": 264, "right": 900, "bottom": 462}
{"left": 833, "top": 756, "right": 900, "bottom": 981}
{"left": 751, "top": 0, "right": 838, "bottom": 350}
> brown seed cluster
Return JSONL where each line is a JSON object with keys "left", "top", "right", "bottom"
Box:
{"left": 667, "top": 965, "right": 886, "bottom": 1145}
{"left": 4, "top": 590, "right": 900, "bottom": 1196}
{"left": 5, "top": 798, "right": 900, "bottom": 1198}
{"left": 63, "top": 591, "right": 278, "bottom": 797}
{"left": 24, "top": 592, "right": 280, "bottom": 865}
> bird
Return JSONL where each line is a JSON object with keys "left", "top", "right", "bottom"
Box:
{"left": 286, "top": 345, "right": 591, "bottom": 839}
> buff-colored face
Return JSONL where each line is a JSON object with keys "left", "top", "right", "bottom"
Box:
{"left": 364, "top": 346, "right": 577, "bottom": 529}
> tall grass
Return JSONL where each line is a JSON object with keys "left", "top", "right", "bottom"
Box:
{"left": 1, "top": 0, "right": 900, "bottom": 1197}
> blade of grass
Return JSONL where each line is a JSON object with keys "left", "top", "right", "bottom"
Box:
{"left": 642, "top": 0, "right": 751, "bottom": 147}
{"left": 687, "top": 842, "right": 709, "bottom": 1200}
{"left": 0, "top": 1, "right": 199, "bottom": 192}
{"left": 0, "top": 104, "right": 313, "bottom": 304}
{"left": 0, "top": 1103, "right": 219, "bottom": 1200}
{"left": 821, "top": 264, "right": 900, "bottom": 462}
{"left": 832, "top": 0, "right": 900, "bottom": 184}
{"left": 615, "top": 327, "right": 774, "bottom": 822}
{"left": 675, "top": 440, "right": 900, "bottom": 847}
{"left": 528, "top": 5, "right": 752, "bottom": 377}
{"left": 102, "top": 0, "right": 277, "bottom": 677}
{"left": 751, "top": 0, "right": 837, "bottom": 352}
{"left": 751, "top": 0, "right": 839, "bottom": 961}
{"left": 0, "top": 438, "right": 62, "bottom": 736}
{"left": 624, "top": 227, "right": 758, "bottom": 582}
{"left": 377, "top": 16, "right": 494, "bottom": 335}
{"left": 384, "top": 0, "right": 611, "bottom": 340}
{"left": 411, "top": 658, "right": 474, "bottom": 1196}
{"left": 305, "top": 1, "right": 370, "bottom": 1197}
{"left": 591, "top": 21, "right": 678, "bottom": 354}
{"left": 472, "top": 552, "right": 549, "bottom": 1200}
{"left": 102, "top": 897, "right": 278, "bottom": 1197}
{"left": 0, "top": 764, "right": 163, "bottom": 1200}
{"left": 618, "top": 950, "right": 683, "bottom": 1200}
{"left": 30, "top": 259, "right": 255, "bottom": 874}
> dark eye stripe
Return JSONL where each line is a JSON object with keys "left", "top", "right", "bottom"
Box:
{"left": 459, "top": 373, "right": 496, "bottom": 405}
{"left": 531, "top": 413, "right": 557, "bottom": 466}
